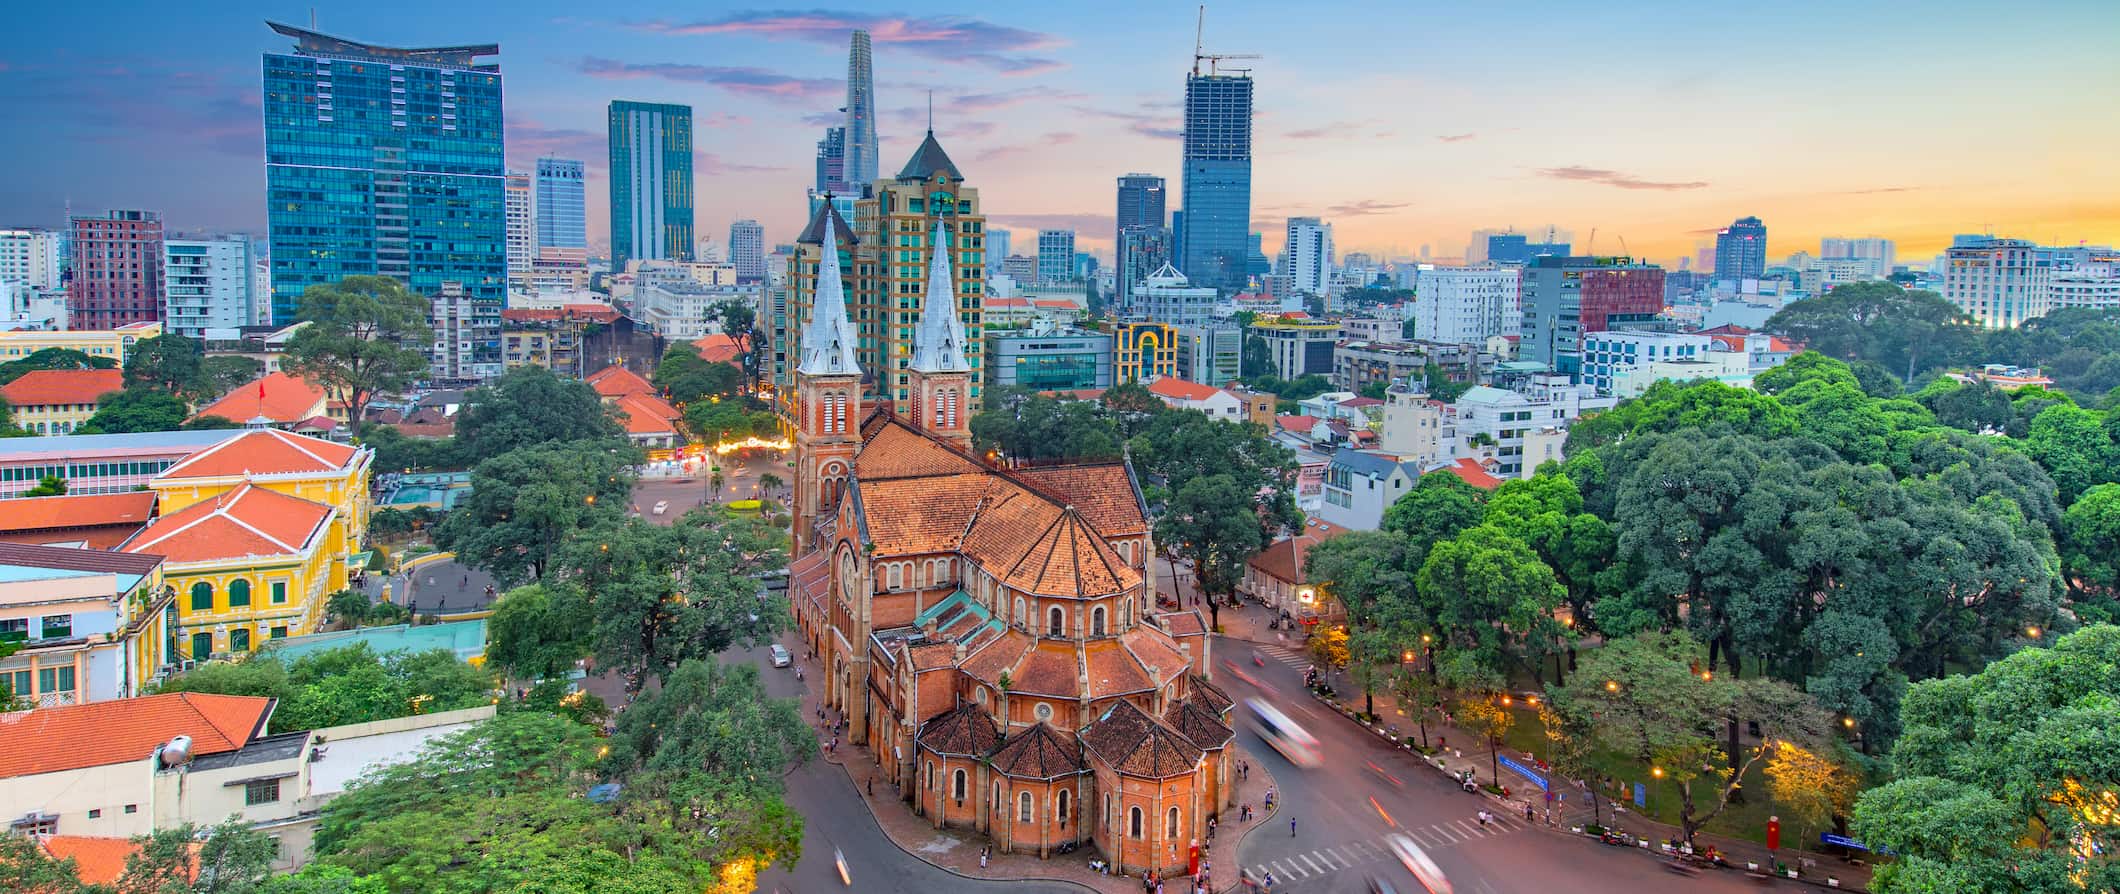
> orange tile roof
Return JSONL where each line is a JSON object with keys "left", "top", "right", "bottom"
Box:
{"left": 960, "top": 630, "right": 1034, "bottom": 687}
{"left": 1008, "top": 640, "right": 1088, "bottom": 697}
{"left": 1276, "top": 415, "right": 1322, "bottom": 433}
{"left": 0, "top": 492, "right": 157, "bottom": 534}
{"left": 121, "top": 483, "right": 333, "bottom": 564}
{"left": 194, "top": 371, "right": 328, "bottom": 424}
{"left": 157, "top": 429, "right": 360, "bottom": 480}
{"left": 690, "top": 333, "right": 744, "bottom": 365}
{"left": 1009, "top": 464, "right": 1146, "bottom": 538}
{"left": 1446, "top": 457, "right": 1504, "bottom": 491}
{"left": 987, "top": 297, "right": 1032, "bottom": 309}
{"left": 1081, "top": 699, "right": 1202, "bottom": 778}
{"left": 1, "top": 369, "right": 123, "bottom": 407}
{"left": 856, "top": 419, "right": 983, "bottom": 479}
{"left": 36, "top": 836, "right": 174, "bottom": 885}
{"left": 587, "top": 365, "right": 657, "bottom": 398}
{"left": 915, "top": 702, "right": 1000, "bottom": 756}
{"left": 859, "top": 474, "right": 993, "bottom": 556}
{"left": 989, "top": 723, "right": 1086, "bottom": 779}
{"left": 612, "top": 393, "right": 681, "bottom": 436}
{"left": 1155, "top": 611, "right": 1207, "bottom": 637}
{"left": 992, "top": 507, "right": 1136, "bottom": 598}
{"left": 1031, "top": 299, "right": 1078, "bottom": 309}
{"left": 563, "top": 303, "right": 621, "bottom": 322}
{"left": 1146, "top": 376, "right": 1221, "bottom": 402}
{"left": 0, "top": 692, "right": 271, "bottom": 777}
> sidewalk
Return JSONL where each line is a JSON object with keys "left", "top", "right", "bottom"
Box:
{"left": 1210, "top": 595, "right": 1874, "bottom": 892}
{"left": 790, "top": 640, "right": 1280, "bottom": 894}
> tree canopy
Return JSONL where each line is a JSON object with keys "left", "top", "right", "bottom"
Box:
{"left": 433, "top": 439, "right": 640, "bottom": 586}
{"left": 281, "top": 275, "right": 433, "bottom": 425}
{"left": 149, "top": 642, "right": 495, "bottom": 734}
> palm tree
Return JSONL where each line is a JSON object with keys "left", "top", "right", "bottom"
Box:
{"left": 326, "top": 589, "right": 373, "bottom": 629}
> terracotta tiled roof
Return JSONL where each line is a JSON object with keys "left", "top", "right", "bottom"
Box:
{"left": 993, "top": 506, "right": 1136, "bottom": 598}
{"left": 1165, "top": 699, "right": 1233, "bottom": 750}
{"left": 1119, "top": 628, "right": 1189, "bottom": 686}
{"left": 990, "top": 723, "right": 1086, "bottom": 779}
{"left": 1768, "top": 336, "right": 1797, "bottom": 352}
{"left": 960, "top": 630, "right": 1034, "bottom": 687}
{"left": 907, "top": 641, "right": 960, "bottom": 671}
{"left": 1446, "top": 457, "right": 1504, "bottom": 491}
{"left": 121, "top": 483, "right": 333, "bottom": 564}
{"left": 1083, "top": 639, "right": 1155, "bottom": 698}
{"left": 612, "top": 393, "right": 681, "bottom": 436}
{"left": 855, "top": 419, "right": 983, "bottom": 480}
{"left": 1, "top": 369, "right": 123, "bottom": 407}
{"left": 36, "top": 836, "right": 171, "bottom": 886}
{"left": 0, "top": 541, "right": 164, "bottom": 575}
{"left": 291, "top": 415, "right": 341, "bottom": 432}
{"left": 987, "top": 297, "right": 1032, "bottom": 309}
{"left": 691, "top": 333, "right": 744, "bottom": 364}
{"left": 194, "top": 371, "right": 328, "bottom": 424}
{"left": 1340, "top": 396, "right": 1384, "bottom": 409}
{"left": 1031, "top": 299, "right": 1077, "bottom": 310}
{"left": 586, "top": 365, "right": 657, "bottom": 398}
{"left": 1005, "top": 640, "right": 1086, "bottom": 697}
{"left": 1275, "top": 414, "right": 1322, "bottom": 433}
{"left": 1081, "top": 699, "right": 1203, "bottom": 778}
{"left": 0, "top": 692, "right": 271, "bottom": 777}
{"left": 1009, "top": 464, "right": 1147, "bottom": 538}
{"left": 157, "top": 428, "right": 359, "bottom": 480}
{"left": 1146, "top": 376, "right": 1221, "bottom": 402}
{"left": 1248, "top": 524, "right": 1348, "bottom": 586}
{"left": 1188, "top": 675, "right": 1234, "bottom": 716}
{"left": 0, "top": 492, "right": 157, "bottom": 536}
{"left": 915, "top": 702, "right": 1001, "bottom": 757}
{"left": 859, "top": 474, "right": 992, "bottom": 555}
{"left": 1154, "top": 610, "right": 1207, "bottom": 637}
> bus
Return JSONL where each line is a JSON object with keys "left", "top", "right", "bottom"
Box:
{"left": 1246, "top": 698, "right": 1322, "bottom": 768}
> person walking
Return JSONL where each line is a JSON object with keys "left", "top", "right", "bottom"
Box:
{"left": 1290, "top": 817, "right": 1298, "bottom": 837}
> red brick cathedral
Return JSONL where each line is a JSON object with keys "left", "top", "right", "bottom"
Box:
{"left": 787, "top": 210, "right": 1232, "bottom": 874}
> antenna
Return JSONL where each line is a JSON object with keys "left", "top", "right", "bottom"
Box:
{"left": 926, "top": 90, "right": 934, "bottom": 133}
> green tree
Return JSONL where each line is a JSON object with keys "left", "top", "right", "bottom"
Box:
{"left": 1851, "top": 625, "right": 2120, "bottom": 893}
{"left": 485, "top": 583, "right": 592, "bottom": 681}
{"left": 1381, "top": 471, "right": 1488, "bottom": 562}
{"left": 1155, "top": 473, "right": 1265, "bottom": 631}
{"left": 653, "top": 344, "right": 741, "bottom": 406}
{"left": 1239, "top": 333, "right": 1271, "bottom": 379}
{"left": 1763, "top": 282, "right": 1982, "bottom": 383}
{"left": 1914, "top": 375, "right": 2014, "bottom": 434}
{"left": 1344, "top": 627, "right": 1396, "bottom": 717}
{"left": 326, "top": 589, "right": 373, "bottom": 628}
{"left": 434, "top": 439, "right": 639, "bottom": 586}
{"left": 2063, "top": 483, "right": 2120, "bottom": 604}
{"left": 970, "top": 391, "right": 1123, "bottom": 462}
{"left": 281, "top": 275, "right": 433, "bottom": 426}
{"left": 123, "top": 333, "right": 204, "bottom": 395}
{"left": 2025, "top": 402, "right": 2120, "bottom": 504}
{"left": 0, "top": 832, "right": 89, "bottom": 893}
{"left": 453, "top": 366, "right": 623, "bottom": 463}
{"left": 198, "top": 356, "right": 267, "bottom": 401}
{"left": 21, "top": 474, "right": 66, "bottom": 497}
{"left": 0, "top": 348, "right": 116, "bottom": 385}
{"left": 77, "top": 388, "right": 191, "bottom": 434}
{"left": 683, "top": 399, "right": 750, "bottom": 445}
{"left": 605, "top": 659, "right": 813, "bottom": 784}
{"left": 121, "top": 818, "right": 278, "bottom": 894}
{"left": 704, "top": 298, "right": 764, "bottom": 391}
{"left": 1387, "top": 662, "right": 1445, "bottom": 749}
{"left": 1303, "top": 530, "right": 1418, "bottom": 630}
{"left": 152, "top": 643, "right": 493, "bottom": 735}
{"left": 1415, "top": 524, "right": 1566, "bottom": 682}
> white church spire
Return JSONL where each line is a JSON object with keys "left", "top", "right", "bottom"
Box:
{"left": 797, "top": 221, "right": 861, "bottom": 377}
{"left": 910, "top": 220, "right": 972, "bottom": 373}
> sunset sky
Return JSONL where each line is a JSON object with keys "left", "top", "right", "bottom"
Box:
{"left": 4, "top": 0, "right": 2116, "bottom": 268}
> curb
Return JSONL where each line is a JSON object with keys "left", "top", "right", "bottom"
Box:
{"left": 813, "top": 750, "right": 1101, "bottom": 893}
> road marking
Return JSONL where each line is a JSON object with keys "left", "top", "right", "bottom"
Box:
{"left": 1452, "top": 819, "right": 1483, "bottom": 838}
{"left": 1327, "top": 845, "right": 1358, "bottom": 865}
{"left": 1300, "top": 853, "right": 1325, "bottom": 874}
{"left": 1273, "top": 859, "right": 1302, "bottom": 878}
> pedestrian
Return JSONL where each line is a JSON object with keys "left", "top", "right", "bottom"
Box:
{"left": 1525, "top": 803, "right": 1535, "bottom": 822}
{"left": 867, "top": 778, "right": 873, "bottom": 797}
{"left": 1291, "top": 817, "right": 1298, "bottom": 837}
{"left": 1476, "top": 809, "right": 1489, "bottom": 827}
{"left": 979, "top": 847, "right": 988, "bottom": 869}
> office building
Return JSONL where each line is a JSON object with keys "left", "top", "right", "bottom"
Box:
{"left": 535, "top": 157, "right": 587, "bottom": 259}
{"left": 1450, "top": 377, "right": 1605, "bottom": 478}
{"left": 1000, "top": 254, "right": 1037, "bottom": 283}
{"left": 1943, "top": 237, "right": 2053, "bottom": 328}
{"left": 1579, "top": 330, "right": 1712, "bottom": 395}
{"left": 1284, "top": 217, "right": 1334, "bottom": 298}
{"left": 1714, "top": 216, "right": 1768, "bottom": 281}
{"left": 727, "top": 219, "right": 766, "bottom": 282}
{"left": 0, "top": 229, "right": 65, "bottom": 291}
{"left": 1036, "top": 229, "right": 1076, "bottom": 284}
{"left": 1518, "top": 256, "right": 1665, "bottom": 375}
{"left": 1180, "top": 71, "right": 1254, "bottom": 292}
{"left": 162, "top": 236, "right": 258, "bottom": 336}
{"left": 840, "top": 31, "right": 879, "bottom": 191}
{"left": 1116, "top": 173, "right": 1167, "bottom": 243}
{"left": 1413, "top": 266, "right": 1519, "bottom": 343}
{"left": 1116, "top": 227, "right": 1175, "bottom": 314}
{"left": 262, "top": 22, "right": 506, "bottom": 328}
{"left": 1485, "top": 233, "right": 1571, "bottom": 265}
{"left": 608, "top": 100, "right": 695, "bottom": 269}
{"left": 2050, "top": 265, "right": 2120, "bottom": 312}
{"left": 1820, "top": 237, "right": 1895, "bottom": 278}
{"left": 1250, "top": 315, "right": 1340, "bottom": 379}
{"left": 427, "top": 281, "right": 496, "bottom": 383}
{"left": 1132, "top": 262, "right": 1216, "bottom": 328}
{"left": 1175, "top": 324, "right": 1241, "bottom": 386}
{"left": 987, "top": 229, "right": 1011, "bottom": 273}
{"left": 635, "top": 280, "right": 754, "bottom": 341}
{"left": 985, "top": 318, "right": 1114, "bottom": 391}
{"left": 788, "top": 130, "right": 989, "bottom": 410}
{"left": 67, "top": 210, "right": 164, "bottom": 330}
{"left": 504, "top": 171, "right": 535, "bottom": 287}
{"left": 814, "top": 126, "right": 847, "bottom": 194}
{"left": 0, "top": 323, "right": 162, "bottom": 369}
{"left": 1111, "top": 320, "right": 1178, "bottom": 383}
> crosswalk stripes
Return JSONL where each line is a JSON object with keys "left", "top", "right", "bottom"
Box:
{"left": 1251, "top": 643, "right": 1309, "bottom": 669}
{"left": 1245, "top": 816, "right": 1531, "bottom": 886}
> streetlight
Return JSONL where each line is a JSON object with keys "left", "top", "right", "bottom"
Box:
{"left": 2026, "top": 625, "right": 2043, "bottom": 639}
{"left": 1605, "top": 680, "right": 1620, "bottom": 693}
{"left": 1651, "top": 767, "right": 1665, "bottom": 779}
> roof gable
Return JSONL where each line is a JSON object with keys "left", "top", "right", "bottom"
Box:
{"left": 0, "top": 692, "right": 272, "bottom": 777}
{"left": 1, "top": 369, "right": 124, "bottom": 407}
{"left": 896, "top": 130, "right": 963, "bottom": 181}
{"left": 157, "top": 428, "right": 359, "bottom": 480}
{"left": 586, "top": 365, "right": 657, "bottom": 398}
{"left": 1080, "top": 698, "right": 1203, "bottom": 778}
{"left": 193, "top": 371, "right": 328, "bottom": 424}
{"left": 990, "top": 723, "right": 1086, "bottom": 779}
{"left": 121, "top": 483, "right": 333, "bottom": 564}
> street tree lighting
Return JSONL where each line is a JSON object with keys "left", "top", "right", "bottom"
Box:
{"left": 1605, "top": 680, "right": 1619, "bottom": 693}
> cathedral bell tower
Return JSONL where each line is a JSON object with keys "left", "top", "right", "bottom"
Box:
{"left": 793, "top": 218, "right": 864, "bottom": 556}
{"left": 907, "top": 219, "right": 974, "bottom": 453}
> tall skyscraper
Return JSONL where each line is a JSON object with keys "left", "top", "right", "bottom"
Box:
{"left": 163, "top": 235, "right": 258, "bottom": 336}
{"left": 262, "top": 22, "right": 506, "bottom": 328}
{"left": 814, "top": 127, "right": 847, "bottom": 194}
{"left": 986, "top": 229, "right": 1011, "bottom": 273}
{"left": 67, "top": 210, "right": 164, "bottom": 329}
{"left": 535, "top": 157, "right": 587, "bottom": 256}
{"left": 1283, "top": 217, "right": 1334, "bottom": 298}
{"left": 0, "top": 229, "right": 65, "bottom": 290}
{"left": 1943, "top": 236, "right": 2053, "bottom": 328}
{"left": 1116, "top": 173, "right": 1167, "bottom": 243}
{"left": 608, "top": 100, "right": 695, "bottom": 270}
{"left": 1038, "top": 229, "right": 1076, "bottom": 283}
{"left": 1117, "top": 227, "right": 1174, "bottom": 313}
{"left": 504, "top": 172, "right": 535, "bottom": 287}
{"left": 1180, "top": 70, "right": 1254, "bottom": 292}
{"left": 730, "top": 219, "right": 766, "bottom": 282}
{"left": 841, "top": 31, "right": 880, "bottom": 192}
{"left": 1714, "top": 216, "right": 1768, "bottom": 280}
{"left": 1414, "top": 266, "right": 1520, "bottom": 343}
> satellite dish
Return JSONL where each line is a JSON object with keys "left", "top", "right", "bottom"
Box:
{"left": 158, "top": 735, "right": 194, "bottom": 769}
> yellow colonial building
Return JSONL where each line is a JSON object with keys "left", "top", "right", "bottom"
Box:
{"left": 0, "top": 321, "right": 163, "bottom": 365}
{"left": 120, "top": 430, "right": 371, "bottom": 660}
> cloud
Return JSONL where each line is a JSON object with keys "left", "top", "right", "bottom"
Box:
{"left": 972, "top": 132, "right": 1076, "bottom": 163}
{"left": 628, "top": 11, "right": 1065, "bottom": 74}
{"left": 985, "top": 212, "right": 1111, "bottom": 239}
{"left": 507, "top": 122, "right": 605, "bottom": 164}
{"left": 697, "top": 152, "right": 789, "bottom": 175}
{"left": 951, "top": 86, "right": 1083, "bottom": 113}
{"left": 577, "top": 57, "right": 839, "bottom": 101}
{"left": 1436, "top": 132, "right": 1477, "bottom": 143}
{"left": 1284, "top": 121, "right": 1366, "bottom": 140}
{"left": 1067, "top": 105, "right": 1181, "bottom": 141}
{"left": 801, "top": 111, "right": 843, "bottom": 127}
{"left": 1, "top": 64, "right": 258, "bottom": 157}
{"left": 1327, "top": 200, "right": 1411, "bottom": 217}
{"left": 702, "top": 112, "right": 755, "bottom": 128}
{"left": 1538, "top": 165, "right": 1709, "bottom": 191}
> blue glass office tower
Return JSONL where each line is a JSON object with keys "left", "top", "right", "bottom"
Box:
{"left": 535, "top": 157, "right": 587, "bottom": 252}
{"left": 608, "top": 101, "right": 695, "bottom": 270}
{"left": 262, "top": 22, "right": 506, "bottom": 331}
{"left": 1180, "top": 72, "right": 1253, "bottom": 292}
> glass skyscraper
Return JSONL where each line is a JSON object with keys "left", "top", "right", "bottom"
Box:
{"left": 535, "top": 157, "right": 587, "bottom": 252}
{"left": 608, "top": 101, "right": 694, "bottom": 270}
{"left": 1180, "top": 73, "right": 1254, "bottom": 292}
{"left": 841, "top": 31, "right": 879, "bottom": 191}
{"left": 261, "top": 22, "right": 506, "bottom": 334}
{"left": 1116, "top": 173, "right": 1167, "bottom": 243}
{"left": 1714, "top": 216, "right": 1768, "bottom": 281}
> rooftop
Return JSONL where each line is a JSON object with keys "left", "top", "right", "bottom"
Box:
{"left": 121, "top": 483, "right": 333, "bottom": 565}
{"left": 268, "top": 20, "right": 499, "bottom": 69}
{"left": 0, "top": 491, "right": 158, "bottom": 548}
{"left": 0, "top": 428, "right": 241, "bottom": 462}
{"left": 0, "top": 692, "right": 272, "bottom": 778}
{"left": 272, "top": 619, "right": 488, "bottom": 663}
{"left": 587, "top": 364, "right": 657, "bottom": 399}
{"left": 193, "top": 371, "right": 329, "bottom": 425}
{"left": 1, "top": 368, "right": 123, "bottom": 407}
{"left": 156, "top": 428, "right": 361, "bottom": 480}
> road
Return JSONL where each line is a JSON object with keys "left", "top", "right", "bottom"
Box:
{"left": 630, "top": 449, "right": 790, "bottom": 522}
{"left": 1223, "top": 640, "right": 1770, "bottom": 894}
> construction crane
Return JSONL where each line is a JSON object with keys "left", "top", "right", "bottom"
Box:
{"left": 1194, "top": 6, "right": 1260, "bottom": 76}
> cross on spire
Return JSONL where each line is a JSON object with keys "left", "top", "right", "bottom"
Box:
{"left": 797, "top": 221, "right": 860, "bottom": 377}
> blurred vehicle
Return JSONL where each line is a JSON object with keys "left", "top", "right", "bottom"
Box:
{"left": 1245, "top": 698, "right": 1322, "bottom": 768}
{"left": 770, "top": 644, "right": 792, "bottom": 667}
{"left": 1385, "top": 834, "right": 1452, "bottom": 894}
{"left": 834, "top": 848, "right": 850, "bottom": 885}
{"left": 652, "top": 500, "right": 670, "bottom": 515}
{"left": 1365, "top": 876, "right": 1403, "bottom": 894}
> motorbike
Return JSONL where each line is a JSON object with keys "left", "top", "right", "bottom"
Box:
{"left": 1598, "top": 829, "right": 1631, "bottom": 847}
{"left": 834, "top": 848, "right": 850, "bottom": 886}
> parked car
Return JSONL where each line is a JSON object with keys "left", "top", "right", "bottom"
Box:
{"left": 769, "top": 644, "right": 792, "bottom": 668}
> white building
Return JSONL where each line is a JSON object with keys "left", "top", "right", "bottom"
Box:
{"left": 636, "top": 280, "right": 754, "bottom": 341}
{"left": 2049, "top": 266, "right": 2120, "bottom": 311}
{"left": 1607, "top": 352, "right": 1754, "bottom": 398}
{"left": 1284, "top": 217, "right": 1335, "bottom": 299}
{"left": 428, "top": 281, "right": 499, "bottom": 383}
{"left": 1820, "top": 237, "right": 1896, "bottom": 278}
{"left": 1451, "top": 375, "right": 1611, "bottom": 477}
{"left": 729, "top": 219, "right": 766, "bottom": 281}
{"left": 1380, "top": 381, "right": 1449, "bottom": 468}
{"left": 1037, "top": 229, "right": 1076, "bottom": 283}
{"left": 1144, "top": 376, "right": 1245, "bottom": 420}
{"left": 162, "top": 237, "right": 258, "bottom": 337}
{"left": 1413, "top": 266, "right": 1520, "bottom": 343}
{"left": 0, "top": 544, "right": 173, "bottom": 709}
{"left": 504, "top": 172, "right": 535, "bottom": 288}
{"left": 1316, "top": 449, "right": 1421, "bottom": 531}
{"left": 0, "top": 229, "right": 65, "bottom": 290}
{"left": 1943, "top": 237, "right": 2053, "bottom": 328}
{"left": 1579, "top": 330, "right": 1712, "bottom": 395}
{"left": 1132, "top": 263, "right": 1217, "bottom": 328}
